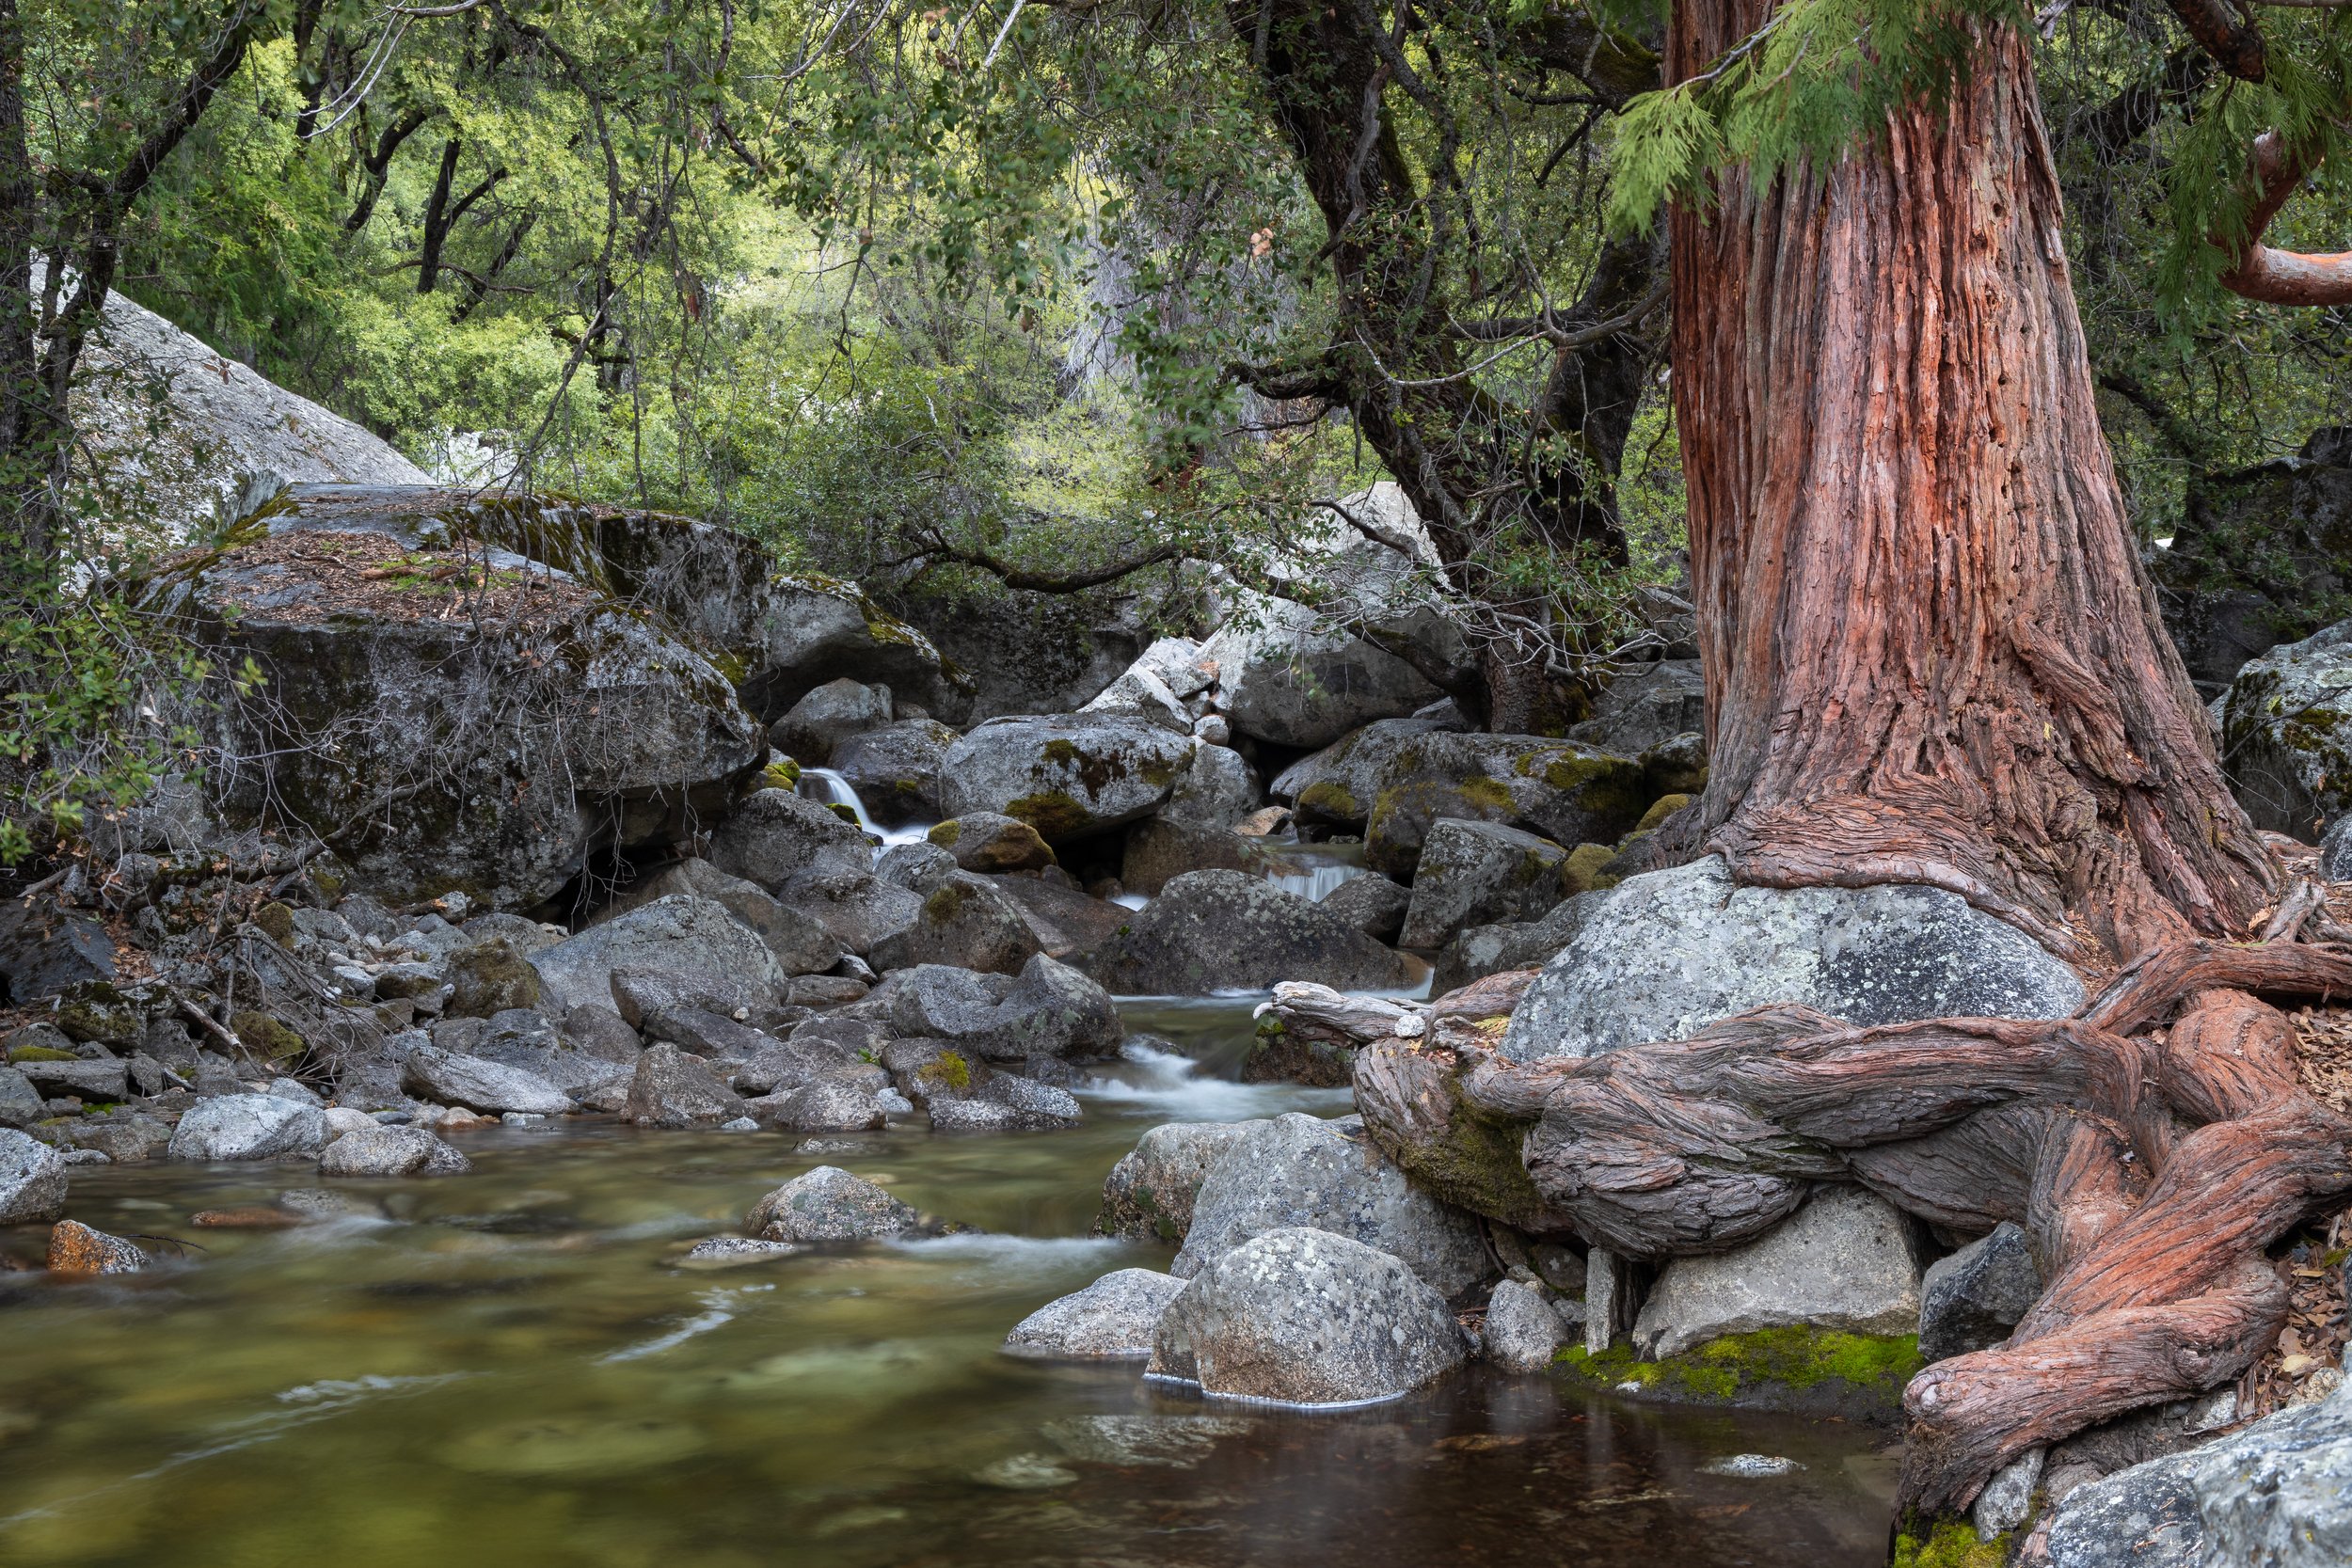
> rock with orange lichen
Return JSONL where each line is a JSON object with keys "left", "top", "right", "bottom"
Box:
{"left": 46, "top": 1220, "right": 149, "bottom": 1275}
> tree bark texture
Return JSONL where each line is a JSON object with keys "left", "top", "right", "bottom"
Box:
{"left": 1664, "top": 6, "right": 2275, "bottom": 961}
{"left": 1322, "top": 941, "right": 2352, "bottom": 1518}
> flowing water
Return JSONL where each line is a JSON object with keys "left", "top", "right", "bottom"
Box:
{"left": 0, "top": 1003, "right": 1899, "bottom": 1568}
{"left": 796, "top": 768, "right": 936, "bottom": 847}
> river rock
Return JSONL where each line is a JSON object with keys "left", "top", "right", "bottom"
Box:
{"left": 1360, "top": 732, "right": 1652, "bottom": 878}
{"left": 1919, "top": 1221, "right": 2042, "bottom": 1364}
{"left": 1430, "top": 893, "right": 1597, "bottom": 994}
{"left": 750, "top": 1072, "right": 889, "bottom": 1132}
{"left": 887, "top": 955, "right": 1122, "bottom": 1065}
{"left": 928, "top": 1075, "right": 1083, "bottom": 1132}
{"left": 1097, "top": 1119, "right": 1269, "bottom": 1242}
{"left": 622, "top": 1043, "right": 741, "bottom": 1127}
{"left": 989, "top": 875, "right": 1129, "bottom": 962}
{"left": 590, "top": 859, "right": 840, "bottom": 974}
{"left": 152, "top": 488, "right": 764, "bottom": 911}
{"left": 868, "top": 871, "right": 1041, "bottom": 976}
{"left": 938, "top": 714, "right": 1197, "bottom": 842}
{"left": 532, "top": 895, "right": 793, "bottom": 1016}
{"left": 13, "top": 1055, "right": 130, "bottom": 1101}
{"left": 2214, "top": 620, "right": 2352, "bottom": 837}
{"left": 2043, "top": 1376, "right": 2352, "bottom": 1568}
{"left": 930, "top": 814, "right": 1057, "bottom": 873}
{"left": 57, "top": 1114, "right": 174, "bottom": 1165}
{"left": 1316, "top": 872, "right": 1410, "bottom": 942}
{"left": 1080, "top": 658, "right": 1195, "bottom": 733}
{"left": 1119, "top": 818, "right": 1275, "bottom": 895}
{"left": 1484, "top": 1278, "right": 1576, "bottom": 1372}
{"left": 1397, "top": 819, "right": 1569, "bottom": 949}
{"left": 876, "top": 841, "right": 958, "bottom": 894}
{"left": 1501, "top": 856, "right": 2086, "bottom": 1062}
{"left": 1273, "top": 709, "right": 1472, "bottom": 830}
{"left": 772, "top": 871, "right": 925, "bottom": 957}
{"left": 46, "top": 1219, "right": 150, "bottom": 1275}
{"left": 707, "top": 788, "right": 875, "bottom": 890}
{"left": 318, "top": 1125, "right": 471, "bottom": 1177}
{"left": 1567, "top": 659, "right": 1707, "bottom": 756}
{"left": 1174, "top": 1113, "right": 1488, "bottom": 1295}
{"left": 831, "top": 719, "right": 960, "bottom": 825}
{"left": 1148, "top": 1227, "right": 1468, "bottom": 1405}
{"left": 0, "top": 1068, "right": 45, "bottom": 1128}
{"left": 735, "top": 1034, "right": 861, "bottom": 1095}
{"left": 563, "top": 1003, "right": 644, "bottom": 1059}
{"left": 0, "top": 1128, "right": 67, "bottom": 1223}
{"left": 443, "top": 937, "right": 544, "bottom": 1019}
{"left": 0, "top": 897, "right": 119, "bottom": 1004}
{"left": 1005, "top": 1269, "right": 1190, "bottom": 1358}
{"left": 167, "top": 1093, "right": 330, "bottom": 1161}
{"left": 1089, "top": 870, "right": 1408, "bottom": 995}
{"left": 744, "top": 1164, "right": 924, "bottom": 1243}
{"left": 1200, "top": 599, "right": 1445, "bottom": 751}
{"left": 1632, "top": 1186, "right": 1925, "bottom": 1359}
{"left": 770, "top": 677, "right": 893, "bottom": 765}
{"left": 1158, "top": 745, "right": 1263, "bottom": 831}
{"left": 400, "top": 1047, "right": 572, "bottom": 1117}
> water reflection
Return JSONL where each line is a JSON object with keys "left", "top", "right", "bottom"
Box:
{"left": 0, "top": 1002, "right": 1895, "bottom": 1568}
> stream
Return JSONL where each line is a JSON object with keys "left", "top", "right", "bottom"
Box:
{"left": 0, "top": 994, "right": 1899, "bottom": 1568}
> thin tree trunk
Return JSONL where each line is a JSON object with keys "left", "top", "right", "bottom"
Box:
{"left": 0, "top": 0, "right": 55, "bottom": 588}
{"left": 1662, "top": 6, "right": 2274, "bottom": 961}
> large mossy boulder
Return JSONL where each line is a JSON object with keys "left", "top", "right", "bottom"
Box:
{"left": 1089, "top": 869, "right": 1410, "bottom": 995}
{"left": 2213, "top": 617, "right": 2352, "bottom": 838}
{"left": 938, "top": 714, "right": 1197, "bottom": 842}
{"left": 1396, "top": 819, "right": 1569, "bottom": 950}
{"left": 1501, "top": 856, "right": 2085, "bottom": 1062}
{"left": 150, "top": 495, "right": 763, "bottom": 911}
{"left": 1360, "top": 732, "right": 1654, "bottom": 878}
{"left": 1271, "top": 709, "right": 1470, "bottom": 830}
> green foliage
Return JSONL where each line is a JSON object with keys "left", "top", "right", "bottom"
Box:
{"left": 1893, "top": 1520, "right": 2009, "bottom": 1568}
{"left": 1557, "top": 1326, "right": 1923, "bottom": 1403}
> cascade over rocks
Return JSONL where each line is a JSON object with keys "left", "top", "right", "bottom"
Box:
{"left": 830, "top": 719, "right": 960, "bottom": 825}
{"left": 1501, "top": 856, "right": 2086, "bottom": 1062}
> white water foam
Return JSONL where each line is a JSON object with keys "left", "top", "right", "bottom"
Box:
{"left": 798, "top": 768, "right": 934, "bottom": 847}
{"left": 885, "top": 1233, "right": 1126, "bottom": 1282}
{"left": 599, "top": 1284, "right": 773, "bottom": 1363}
{"left": 1078, "top": 1040, "right": 1352, "bottom": 1121}
{"left": 1262, "top": 862, "right": 1364, "bottom": 903}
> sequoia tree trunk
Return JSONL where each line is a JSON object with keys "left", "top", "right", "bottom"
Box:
{"left": 1664, "top": 4, "right": 2276, "bottom": 960}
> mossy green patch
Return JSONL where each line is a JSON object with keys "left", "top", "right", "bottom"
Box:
{"left": 762, "top": 757, "right": 803, "bottom": 790}
{"left": 928, "top": 819, "right": 963, "bottom": 847}
{"left": 230, "top": 1011, "right": 306, "bottom": 1062}
{"left": 1562, "top": 842, "right": 1619, "bottom": 894}
{"left": 1556, "top": 1326, "right": 1921, "bottom": 1407}
{"left": 7, "top": 1044, "right": 79, "bottom": 1063}
{"left": 1635, "top": 793, "right": 1692, "bottom": 833}
{"left": 1456, "top": 773, "right": 1514, "bottom": 814}
{"left": 253, "top": 901, "right": 298, "bottom": 945}
{"left": 826, "top": 801, "right": 861, "bottom": 825}
{"left": 1041, "top": 738, "right": 1083, "bottom": 767}
{"left": 1893, "top": 1521, "right": 2007, "bottom": 1568}
{"left": 1005, "top": 790, "right": 1092, "bottom": 840}
{"left": 1295, "top": 781, "right": 1361, "bottom": 821}
{"left": 922, "top": 879, "right": 974, "bottom": 923}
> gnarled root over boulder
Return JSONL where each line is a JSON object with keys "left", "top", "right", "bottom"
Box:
{"left": 1315, "top": 939, "right": 2352, "bottom": 1516}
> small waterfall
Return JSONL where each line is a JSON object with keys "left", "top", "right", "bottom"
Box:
{"left": 1262, "top": 861, "right": 1365, "bottom": 903}
{"left": 796, "top": 768, "right": 934, "bottom": 847}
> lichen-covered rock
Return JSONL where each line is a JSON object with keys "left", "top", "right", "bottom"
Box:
{"left": 443, "top": 937, "right": 545, "bottom": 1019}
{"left": 589, "top": 859, "right": 840, "bottom": 975}
{"left": 938, "top": 714, "right": 1198, "bottom": 843}
{"left": 1199, "top": 560, "right": 1459, "bottom": 750}
{"left": 1119, "top": 818, "right": 1276, "bottom": 896}
{"left": 867, "top": 871, "right": 1042, "bottom": 976}
{"left": 1148, "top": 1227, "right": 1468, "bottom": 1406}
{"left": 928, "top": 814, "right": 1057, "bottom": 873}
{"left": 2213, "top": 619, "right": 2352, "bottom": 837}
{"left": 1484, "top": 1278, "right": 1578, "bottom": 1372}
{"left": 1096, "top": 1120, "right": 1272, "bottom": 1243}
{"left": 1316, "top": 872, "right": 1410, "bottom": 943}
{"left": 1397, "top": 819, "right": 1568, "bottom": 949}
{"left": 401, "top": 1047, "right": 573, "bottom": 1117}
{"left": 532, "top": 895, "right": 790, "bottom": 1017}
{"left": 1272, "top": 708, "right": 1472, "bottom": 830}
{"left": 622, "top": 1043, "right": 740, "bottom": 1127}
{"left": 167, "top": 1094, "right": 330, "bottom": 1162}
{"left": 0, "top": 1128, "right": 67, "bottom": 1223}
{"left": 2043, "top": 1375, "right": 2352, "bottom": 1568}
{"left": 1919, "top": 1221, "right": 2042, "bottom": 1364}
{"left": 988, "top": 875, "right": 1130, "bottom": 963}
{"left": 1157, "top": 745, "right": 1263, "bottom": 832}
{"left": 1360, "top": 732, "right": 1653, "bottom": 878}
{"left": 1004, "top": 1269, "right": 1190, "bottom": 1358}
{"left": 743, "top": 1164, "right": 925, "bottom": 1243}
{"left": 928, "top": 1074, "right": 1084, "bottom": 1132}
{"left": 1089, "top": 870, "right": 1409, "bottom": 995}
{"left": 706, "top": 788, "right": 875, "bottom": 891}
{"left": 1632, "top": 1187, "right": 1924, "bottom": 1359}
{"left": 151, "top": 491, "right": 763, "bottom": 910}
{"left": 1174, "top": 1113, "right": 1490, "bottom": 1296}
{"left": 1567, "top": 658, "right": 1706, "bottom": 756}
{"left": 1502, "top": 856, "right": 2086, "bottom": 1062}
{"left": 750, "top": 1072, "right": 890, "bottom": 1133}
{"left": 832, "top": 719, "right": 960, "bottom": 825}
{"left": 45, "top": 1219, "right": 151, "bottom": 1275}
{"left": 770, "top": 676, "right": 894, "bottom": 765}
{"left": 0, "top": 1067, "right": 42, "bottom": 1129}
{"left": 884, "top": 955, "right": 1123, "bottom": 1066}
{"left": 13, "top": 1055, "right": 129, "bottom": 1101}
{"left": 1429, "top": 893, "right": 1597, "bottom": 995}
{"left": 0, "top": 896, "right": 119, "bottom": 1005}
{"left": 54, "top": 982, "right": 144, "bottom": 1047}
{"left": 318, "top": 1125, "right": 471, "bottom": 1177}
{"left": 772, "top": 871, "right": 925, "bottom": 958}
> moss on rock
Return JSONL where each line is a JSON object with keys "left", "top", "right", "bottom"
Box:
{"left": 230, "top": 1011, "right": 307, "bottom": 1062}
{"left": 1555, "top": 1326, "right": 1921, "bottom": 1414}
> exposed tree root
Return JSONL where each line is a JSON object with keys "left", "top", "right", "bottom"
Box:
{"left": 1296, "top": 940, "right": 2352, "bottom": 1516}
